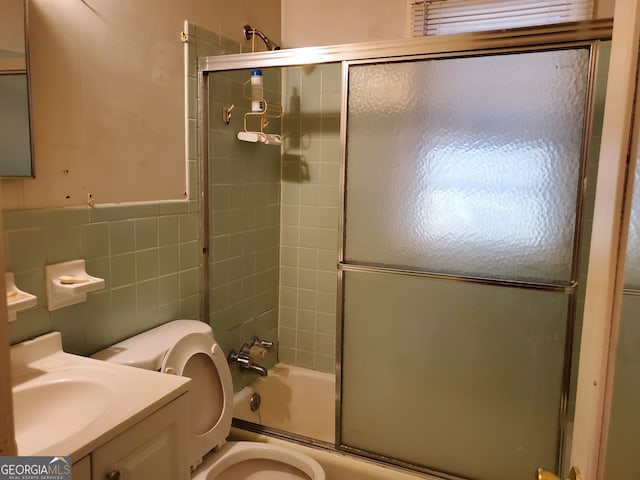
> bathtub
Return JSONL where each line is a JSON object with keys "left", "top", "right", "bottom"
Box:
{"left": 231, "top": 363, "right": 438, "bottom": 480}
{"left": 233, "top": 362, "right": 335, "bottom": 443}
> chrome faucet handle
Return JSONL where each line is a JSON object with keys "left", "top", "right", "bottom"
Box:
{"left": 251, "top": 337, "right": 273, "bottom": 350}
{"left": 227, "top": 349, "right": 251, "bottom": 366}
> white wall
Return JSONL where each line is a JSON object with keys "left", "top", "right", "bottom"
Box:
{"left": 1, "top": 0, "right": 25, "bottom": 54}
{"left": 597, "top": 0, "right": 616, "bottom": 17}
{"left": 281, "top": 0, "right": 407, "bottom": 48}
{"left": 2, "top": 0, "right": 281, "bottom": 210}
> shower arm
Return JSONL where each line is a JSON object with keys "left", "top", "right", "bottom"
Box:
{"left": 243, "top": 24, "right": 281, "bottom": 51}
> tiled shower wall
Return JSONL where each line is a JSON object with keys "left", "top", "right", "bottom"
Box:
{"left": 278, "top": 64, "right": 342, "bottom": 373}
{"left": 190, "top": 23, "right": 341, "bottom": 377}
{"left": 187, "top": 24, "right": 282, "bottom": 389}
{"left": 206, "top": 66, "right": 282, "bottom": 384}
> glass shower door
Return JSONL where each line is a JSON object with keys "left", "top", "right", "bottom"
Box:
{"left": 339, "top": 46, "right": 598, "bottom": 480}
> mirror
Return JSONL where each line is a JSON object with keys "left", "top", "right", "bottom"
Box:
{"left": 0, "top": 0, "right": 33, "bottom": 177}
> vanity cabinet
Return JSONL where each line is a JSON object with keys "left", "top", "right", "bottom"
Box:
{"left": 92, "top": 394, "right": 189, "bottom": 480}
{"left": 72, "top": 456, "right": 91, "bottom": 480}
{"left": 90, "top": 394, "right": 189, "bottom": 480}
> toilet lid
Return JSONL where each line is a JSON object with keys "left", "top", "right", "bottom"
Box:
{"left": 161, "top": 332, "right": 234, "bottom": 467}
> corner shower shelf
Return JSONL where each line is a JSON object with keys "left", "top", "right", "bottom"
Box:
{"left": 6, "top": 272, "right": 37, "bottom": 322}
{"left": 237, "top": 131, "right": 282, "bottom": 145}
{"left": 45, "top": 259, "right": 105, "bottom": 311}
{"left": 237, "top": 100, "right": 283, "bottom": 146}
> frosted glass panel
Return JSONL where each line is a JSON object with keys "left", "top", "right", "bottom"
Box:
{"left": 341, "top": 270, "right": 569, "bottom": 480}
{"left": 604, "top": 295, "right": 640, "bottom": 479}
{"left": 344, "top": 49, "right": 590, "bottom": 284}
{"left": 624, "top": 152, "right": 640, "bottom": 288}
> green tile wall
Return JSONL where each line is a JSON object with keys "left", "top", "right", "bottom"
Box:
{"left": 209, "top": 66, "right": 282, "bottom": 390}
{"left": 5, "top": 201, "right": 200, "bottom": 355}
{"left": 278, "top": 64, "right": 342, "bottom": 373}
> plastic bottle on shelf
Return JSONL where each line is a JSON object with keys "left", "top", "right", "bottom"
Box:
{"left": 250, "top": 69, "right": 264, "bottom": 112}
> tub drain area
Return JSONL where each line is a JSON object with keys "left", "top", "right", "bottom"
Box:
{"left": 250, "top": 392, "right": 261, "bottom": 411}
{"left": 249, "top": 392, "right": 262, "bottom": 423}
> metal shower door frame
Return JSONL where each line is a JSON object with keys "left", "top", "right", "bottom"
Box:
{"left": 336, "top": 43, "right": 606, "bottom": 480}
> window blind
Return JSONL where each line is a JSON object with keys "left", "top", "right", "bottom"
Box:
{"left": 409, "top": 0, "right": 594, "bottom": 37}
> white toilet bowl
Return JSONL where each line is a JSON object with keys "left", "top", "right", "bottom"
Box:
{"left": 93, "top": 320, "right": 325, "bottom": 480}
{"left": 193, "top": 442, "right": 324, "bottom": 480}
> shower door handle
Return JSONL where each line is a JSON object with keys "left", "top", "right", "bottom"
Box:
{"left": 537, "top": 466, "right": 581, "bottom": 480}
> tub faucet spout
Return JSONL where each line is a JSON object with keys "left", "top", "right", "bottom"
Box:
{"left": 227, "top": 350, "right": 268, "bottom": 376}
{"left": 242, "top": 363, "right": 268, "bottom": 376}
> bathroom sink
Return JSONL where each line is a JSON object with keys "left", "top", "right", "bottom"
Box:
{"left": 13, "top": 370, "right": 119, "bottom": 454}
{"left": 10, "top": 331, "right": 190, "bottom": 460}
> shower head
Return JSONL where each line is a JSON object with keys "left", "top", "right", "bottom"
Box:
{"left": 243, "top": 24, "right": 281, "bottom": 51}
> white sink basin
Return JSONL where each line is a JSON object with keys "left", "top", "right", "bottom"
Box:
{"left": 10, "top": 331, "right": 190, "bottom": 460}
{"left": 13, "top": 370, "right": 119, "bottom": 453}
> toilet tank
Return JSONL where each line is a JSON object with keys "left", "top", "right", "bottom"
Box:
{"left": 92, "top": 319, "right": 213, "bottom": 371}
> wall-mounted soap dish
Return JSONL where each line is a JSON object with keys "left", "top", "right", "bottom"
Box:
{"left": 6, "top": 272, "right": 37, "bottom": 321}
{"left": 45, "top": 259, "right": 105, "bottom": 311}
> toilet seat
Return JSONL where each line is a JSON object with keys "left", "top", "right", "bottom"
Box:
{"left": 161, "top": 332, "right": 234, "bottom": 469}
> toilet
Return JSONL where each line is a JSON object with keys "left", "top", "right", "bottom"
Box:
{"left": 93, "top": 319, "right": 325, "bottom": 480}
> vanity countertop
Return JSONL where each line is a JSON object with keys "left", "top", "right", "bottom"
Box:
{"left": 11, "top": 331, "right": 190, "bottom": 462}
